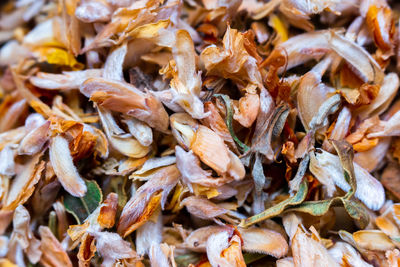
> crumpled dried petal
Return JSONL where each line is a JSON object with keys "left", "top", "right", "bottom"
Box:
{"left": 81, "top": 77, "right": 169, "bottom": 131}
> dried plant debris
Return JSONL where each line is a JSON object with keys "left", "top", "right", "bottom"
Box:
{"left": 2, "top": 0, "right": 400, "bottom": 266}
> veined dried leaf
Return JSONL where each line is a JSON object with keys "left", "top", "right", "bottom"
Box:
{"left": 64, "top": 179, "right": 103, "bottom": 224}
{"left": 353, "top": 230, "right": 395, "bottom": 251}
{"left": 49, "top": 135, "right": 87, "bottom": 197}
{"left": 239, "top": 180, "right": 308, "bottom": 227}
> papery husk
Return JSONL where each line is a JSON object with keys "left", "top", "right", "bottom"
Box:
{"left": 175, "top": 146, "right": 231, "bottom": 191}
{"left": 168, "top": 30, "right": 207, "bottom": 119}
{"left": 75, "top": 0, "right": 112, "bottom": 23}
{"left": 97, "top": 107, "right": 149, "bottom": 158}
{"left": 8, "top": 205, "right": 41, "bottom": 264}
{"left": 149, "top": 242, "right": 177, "bottom": 267}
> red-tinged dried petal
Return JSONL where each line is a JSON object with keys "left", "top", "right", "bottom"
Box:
{"left": 98, "top": 193, "right": 118, "bottom": 229}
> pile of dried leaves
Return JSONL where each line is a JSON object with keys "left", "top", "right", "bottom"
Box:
{"left": 2, "top": 0, "right": 400, "bottom": 266}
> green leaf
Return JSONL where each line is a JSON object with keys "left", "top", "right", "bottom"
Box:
{"left": 243, "top": 253, "right": 266, "bottom": 264}
{"left": 239, "top": 180, "right": 308, "bottom": 227}
{"left": 288, "top": 198, "right": 337, "bottom": 216}
{"left": 214, "top": 94, "right": 250, "bottom": 153}
{"left": 341, "top": 198, "right": 369, "bottom": 229}
{"left": 64, "top": 179, "right": 103, "bottom": 224}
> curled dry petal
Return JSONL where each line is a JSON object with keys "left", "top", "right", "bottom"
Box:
{"left": 169, "top": 30, "right": 207, "bottom": 119}
{"left": 206, "top": 231, "right": 245, "bottom": 267}
{"left": 356, "top": 73, "right": 399, "bottom": 119}
{"left": 18, "top": 120, "right": 50, "bottom": 155}
{"left": 149, "top": 243, "right": 177, "bottom": 267}
{"left": 89, "top": 231, "right": 140, "bottom": 266}
{"left": 49, "top": 135, "right": 87, "bottom": 197}
{"left": 175, "top": 146, "right": 231, "bottom": 191}
{"left": 4, "top": 154, "right": 45, "bottom": 210}
{"left": 81, "top": 78, "right": 169, "bottom": 131}
{"left": 75, "top": 0, "right": 112, "bottom": 23}
{"left": 327, "top": 31, "right": 384, "bottom": 84}
{"left": 118, "top": 165, "right": 180, "bottom": 237}
{"left": 233, "top": 93, "right": 260, "bottom": 128}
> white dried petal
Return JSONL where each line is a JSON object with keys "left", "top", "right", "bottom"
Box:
{"left": 49, "top": 135, "right": 87, "bottom": 197}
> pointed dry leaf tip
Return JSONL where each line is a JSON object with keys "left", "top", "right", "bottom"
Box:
{"left": 239, "top": 180, "right": 308, "bottom": 227}
{"left": 239, "top": 227, "right": 288, "bottom": 258}
{"left": 49, "top": 135, "right": 87, "bottom": 197}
